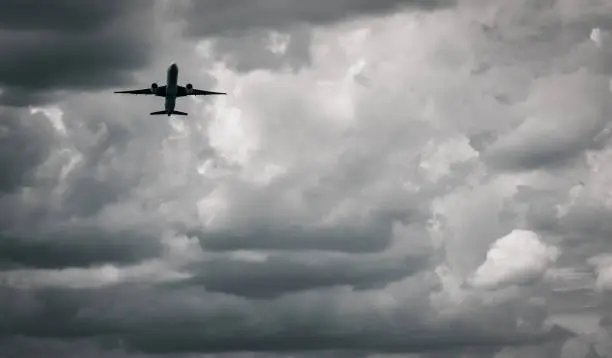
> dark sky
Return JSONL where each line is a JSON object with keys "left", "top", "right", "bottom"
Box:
{"left": 1, "top": 0, "right": 612, "bottom": 357}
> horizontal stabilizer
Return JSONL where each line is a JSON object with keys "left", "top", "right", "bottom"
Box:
{"left": 149, "top": 110, "right": 188, "bottom": 116}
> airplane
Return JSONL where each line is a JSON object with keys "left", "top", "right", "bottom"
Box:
{"left": 114, "top": 62, "right": 226, "bottom": 116}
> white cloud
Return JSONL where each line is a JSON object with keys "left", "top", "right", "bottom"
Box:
{"left": 468, "top": 230, "right": 560, "bottom": 290}
{"left": 30, "top": 105, "right": 66, "bottom": 135}
{"left": 588, "top": 254, "right": 612, "bottom": 292}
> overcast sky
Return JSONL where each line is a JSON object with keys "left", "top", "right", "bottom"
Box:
{"left": 1, "top": 0, "right": 612, "bottom": 357}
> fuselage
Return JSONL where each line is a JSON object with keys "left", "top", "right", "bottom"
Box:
{"left": 165, "top": 63, "right": 179, "bottom": 115}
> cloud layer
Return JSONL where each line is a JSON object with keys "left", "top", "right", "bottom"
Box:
{"left": 2, "top": 0, "right": 612, "bottom": 357}
{"left": 0, "top": 1, "right": 159, "bottom": 106}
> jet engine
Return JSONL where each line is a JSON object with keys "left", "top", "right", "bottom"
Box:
{"left": 186, "top": 83, "right": 193, "bottom": 94}
{"left": 150, "top": 82, "right": 158, "bottom": 94}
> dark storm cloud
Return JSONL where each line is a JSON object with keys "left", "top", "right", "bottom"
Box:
{"left": 188, "top": 180, "right": 424, "bottom": 254}
{"left": 0, "top": 337, "right": 371, "bottom": 358}
{"left": 174, "top": 252, "right": 429, "bottom": 297}
{"left": 127, "top": 329, "right": 559, "bottom": 355}
{"left": 0, "top": 225, "right": 163, "bottom": 270}
{"left": 0, "top": 0, "right": 453, "bottom": 101}
{"left": 0, "top": 337, "right": 152, "bottom": 358}
{"left": 180, "top": 0, "right": 454, "bottom": 37}
{"left": 482, "top": 133, "right": 605, "bottom": 172}
{"left": 0, "top": 1, "right": 141, "bottom": 32}
{"left": 192, "top": 221, "right": 394, "bottom": 253}
{"left": 0, "top": 284, "right": 568, "bottom": 356}
{"left": 0, "top": 0, "right": 156, "bottom": 106}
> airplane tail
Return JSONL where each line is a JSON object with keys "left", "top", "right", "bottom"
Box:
{"left": 150, "top": 110, "right": 188, "bottom": 116}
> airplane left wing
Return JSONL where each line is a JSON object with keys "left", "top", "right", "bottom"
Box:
{"left": 114, "top": 88, "right": 152, "bottom": 94}
{"left": 177, "top": 85, "right": 226, "bottom": 97}
{"left": 114, "top": 85, "right": 166, "bottom": 96}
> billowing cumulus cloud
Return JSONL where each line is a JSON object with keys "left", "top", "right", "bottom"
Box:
{"left": 2, "top": 0, "right": 612, "bottom": 357}
{"left": 588, "top": 255, "right": 612, "bottom": 292}
{"left": 467, "top": 230, "right": 560, "bottom": 290}
{"left": 483, "top": 70, "right": 612, "bottom": 171}
{"left": 177, "top": 0, "right": 454, "bottom": 72}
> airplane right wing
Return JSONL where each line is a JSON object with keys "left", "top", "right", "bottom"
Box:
{"left": 177, "top": 85, "right": 226, "bottom": 97}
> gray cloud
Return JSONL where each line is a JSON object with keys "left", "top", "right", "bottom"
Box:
{"left": 178, "top": 0, "right": 455, "bottom": 73}
{"left": 192, "top": 222, "right": 396, "bottom": 254}
{"left": 0, "top": 1, "right": 156, "bottom": 106}
{"left": 0, "top": 2, "right": 142, "bottom": 32}
{"left": 0, "top": 108, "right": 56, "bottom": 193}
{"left": 0, "top": 283, "right": 566, "bottom": 355}
{"left": 206, "top": 27, "right": 313, "bottom": 73}
{"left": 179, "top": 0, "right": 453, "bottom": 37}
{"left": 0, "top": 0, "right": 453, "bottom": 105}
{"left": 2, "top": 0, "right": 612, "bottom": 357}
{"left": 173, "top": 252, "right": 430, "bottom": 297}
{"left": 0, "top": 100, "right": 168, "bottom": 270}
{"left": 0, "top": 227, "right": 162, "bottom": 270}
{"left": 512, "top": 183, "right": 612, "bottom": 262}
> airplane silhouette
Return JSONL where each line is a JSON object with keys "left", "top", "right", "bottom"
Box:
{"left": 114, "top": 62, "right": 226, "bottom": 116}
